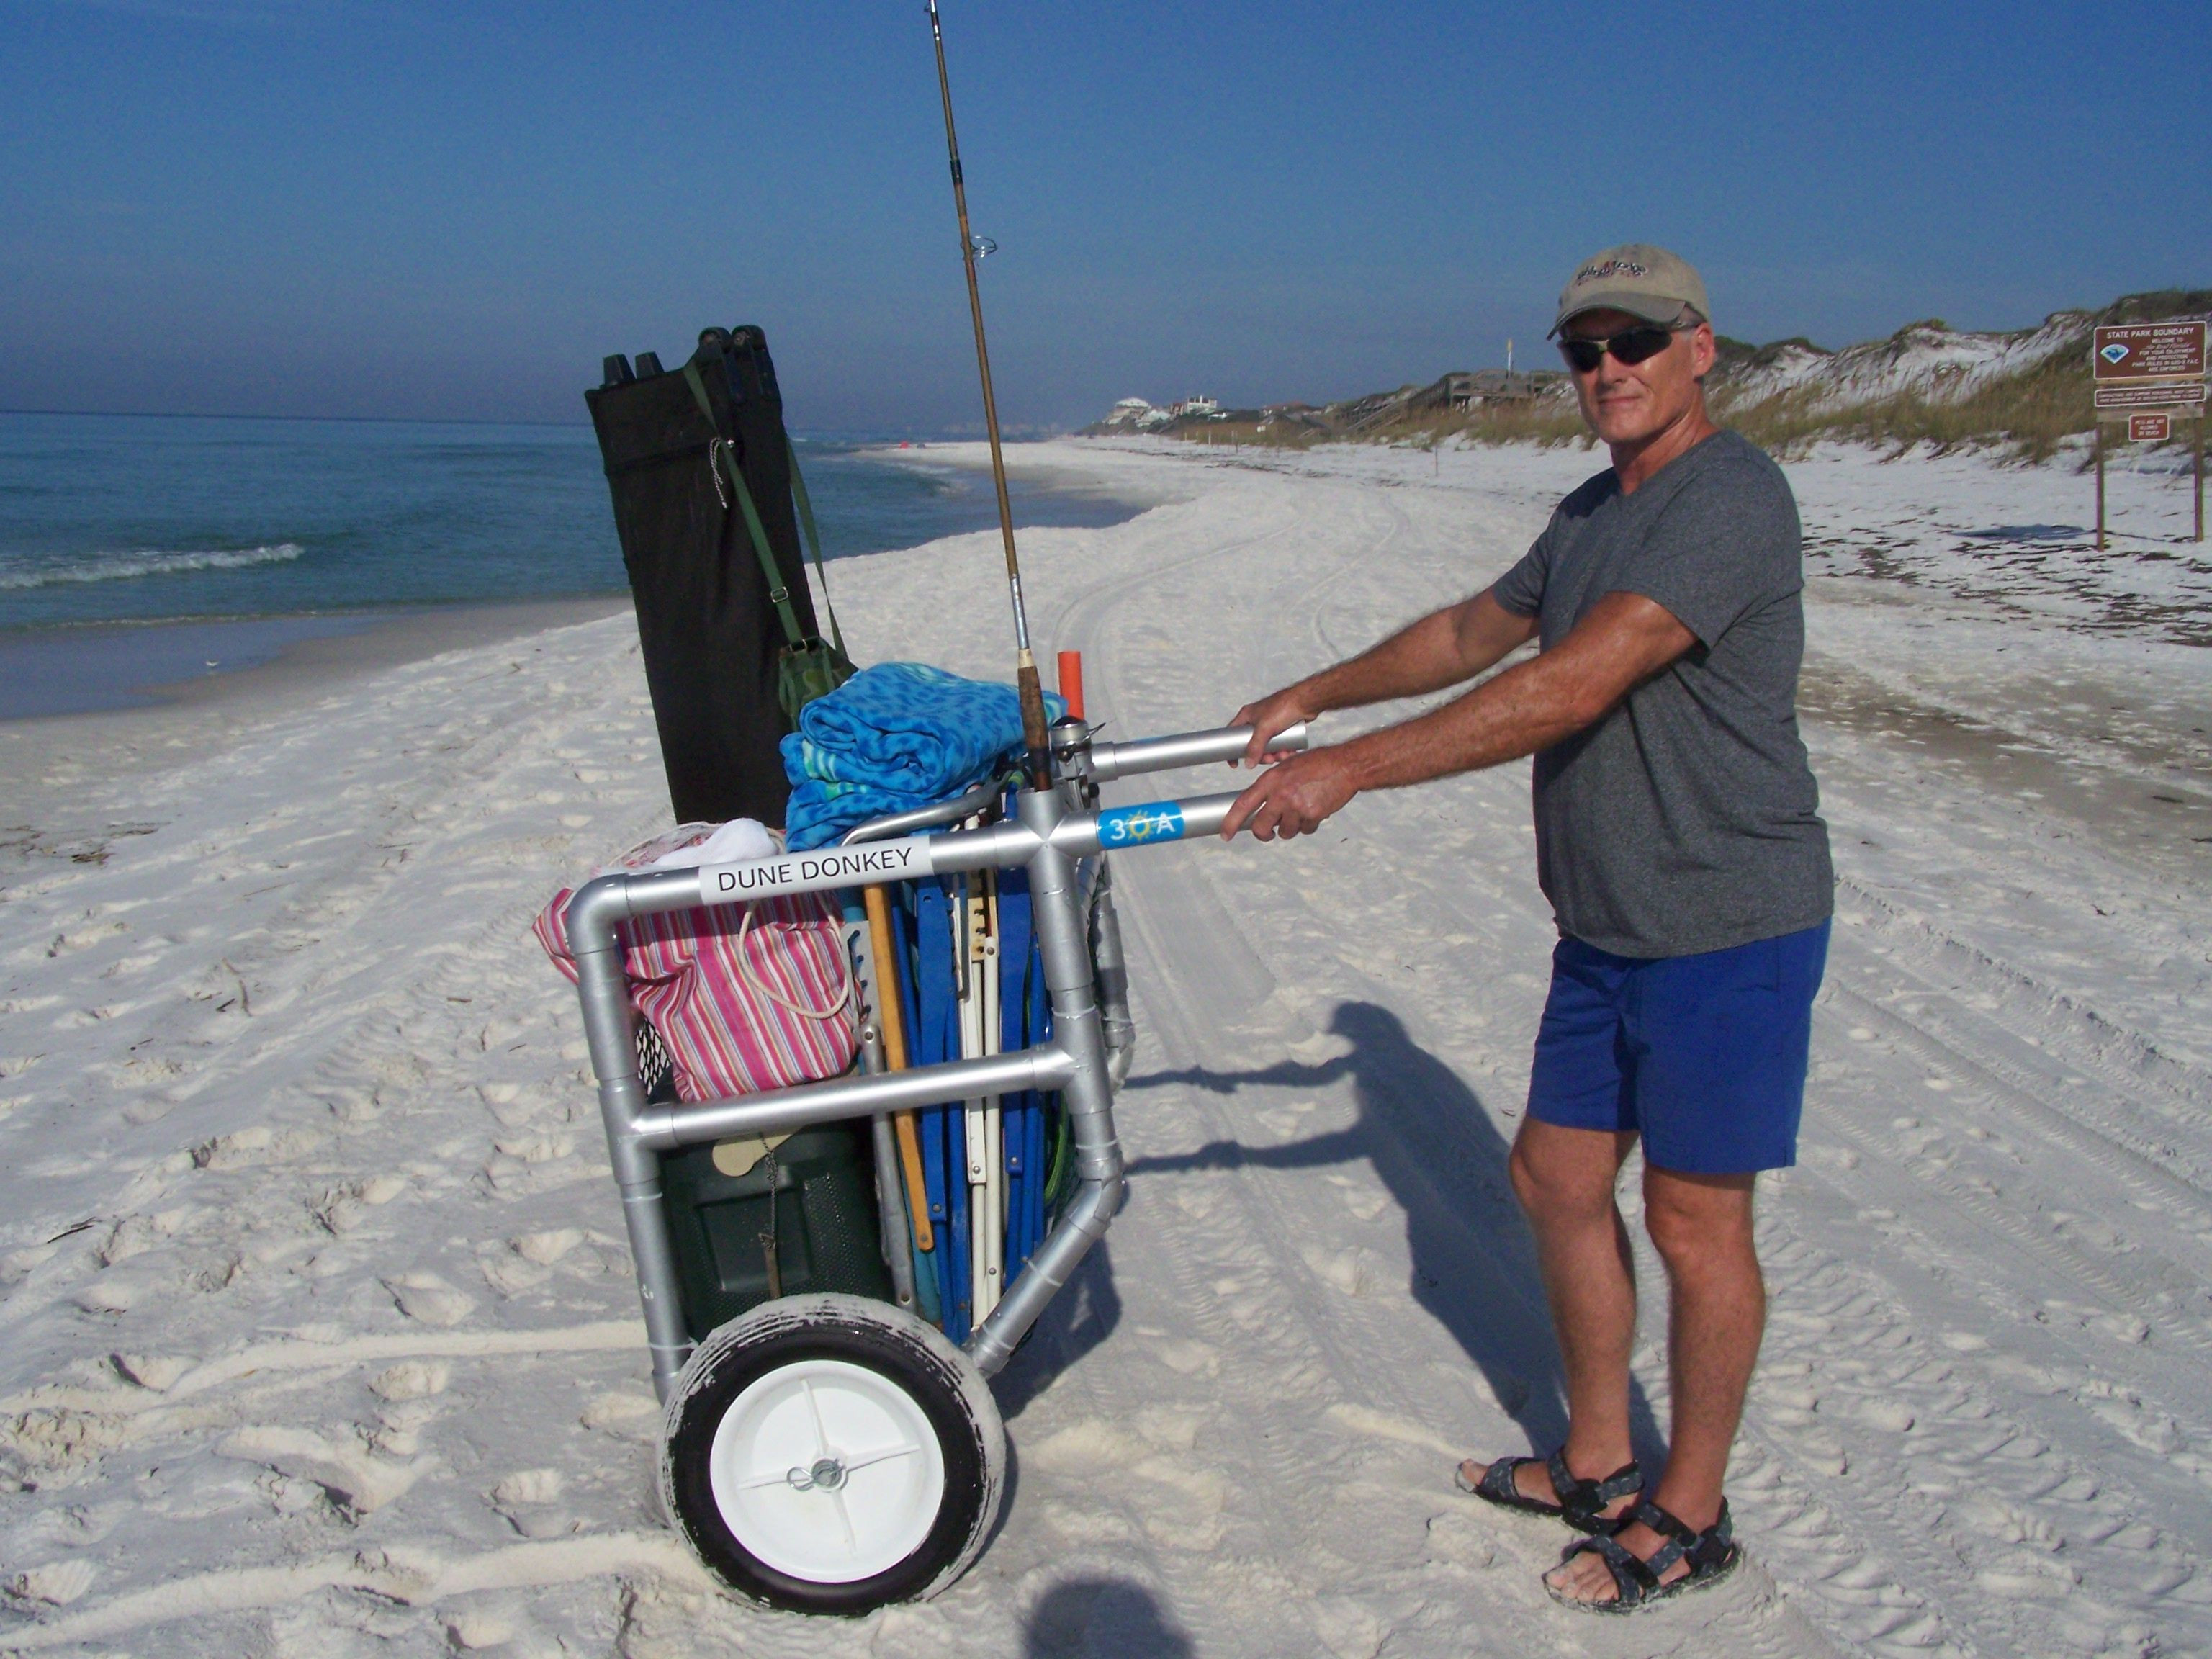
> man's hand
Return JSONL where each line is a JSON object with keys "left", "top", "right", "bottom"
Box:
{"left": 1219, "top": 747, "right": 1360, "bottom": 842}
{"left": 1220, "top": 592, "right": 1693, "bottom": 841}
{"left": 1231, "top": 687, "right": 1317, "bottom": 768}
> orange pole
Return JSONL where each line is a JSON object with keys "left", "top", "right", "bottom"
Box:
{"left": 1057, "top": 649, "right": 1085, "bottom": 720}
{"left": 863, "top": 885, "right": 934, "bottom": 1253}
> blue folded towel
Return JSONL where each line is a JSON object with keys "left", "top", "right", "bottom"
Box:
{"left": 781, "top": 662, "right": 1065, "bottom": 850}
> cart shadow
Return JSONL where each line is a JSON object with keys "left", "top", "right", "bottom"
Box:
{"left": 992, "top": 1237, "right": 1123, "bottom": 1421}
{"left": 1121, "top": 999, "right": 1662, "bottom": 1459}
{"left": 1022, "top": 1574, "right": 1195, "bottom": 1657}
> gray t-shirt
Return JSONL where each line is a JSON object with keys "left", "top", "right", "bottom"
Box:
{"left": 1492, "top": 429, "right": 1832, "bottom": 958}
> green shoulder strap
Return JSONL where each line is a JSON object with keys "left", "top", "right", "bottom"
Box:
{"left": 782, "top": 440, "right": 848, "bottom": 659}
{"left": 682, "top": 361, "right": 806, "bottom": 652}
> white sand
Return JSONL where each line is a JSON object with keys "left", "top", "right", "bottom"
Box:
{"left": 1, "top": 436, "right": 2208, "bottom": 1657}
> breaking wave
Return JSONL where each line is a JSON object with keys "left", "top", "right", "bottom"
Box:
{"left": 0, "top": 542, "right": 305, "bottom": 590}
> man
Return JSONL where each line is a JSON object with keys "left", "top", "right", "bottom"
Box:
{"left": 1221, "top": 244, "right": 1832, "bottom": 1611}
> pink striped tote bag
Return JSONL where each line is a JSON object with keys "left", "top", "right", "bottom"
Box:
{"left": 534, "top": 827, "right": 858, "bottom": 1102}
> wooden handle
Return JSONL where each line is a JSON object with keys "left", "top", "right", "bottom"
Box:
{"left": 863, "top": 884, "right": 935, "bottom": 1254}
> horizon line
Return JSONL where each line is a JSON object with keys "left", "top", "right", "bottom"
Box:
{"left": 0, "top": 407, "right": 1011, "bottom": 442}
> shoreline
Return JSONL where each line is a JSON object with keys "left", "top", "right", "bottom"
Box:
{"left": 0, "top": 597, "right": 630, "bottom": 722}
{"left": 0, "top": 436, "right": 1174, "bottom": 724}
{"left": 0, "top": 595, "right": 631, "bottom": 849}
{"left": 856, "top": 437, "right": 1200, "bottom": 513}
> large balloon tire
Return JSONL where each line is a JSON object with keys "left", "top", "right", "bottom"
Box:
{"left": 659, "top": 1293, "right": 1006, "bottom": 1614}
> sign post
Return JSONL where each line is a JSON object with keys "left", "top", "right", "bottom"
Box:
{"left": 2095, "top": 420, "right": 2105, "bottom": 552}
{"left": 2090, "top": 319, "right": 2207, "bottom": 548}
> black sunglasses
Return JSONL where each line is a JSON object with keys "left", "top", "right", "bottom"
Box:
{"left": 1558, "top": 323, "right": 1689, "bottom": 373}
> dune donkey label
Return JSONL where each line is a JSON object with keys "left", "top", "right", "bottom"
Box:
{"left": 701, "top": 837, "right": 935, "bottom": 902}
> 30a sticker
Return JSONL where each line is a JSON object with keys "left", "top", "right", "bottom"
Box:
{"left": 1097, "top": 801, "right": 1187, "bottom": 848}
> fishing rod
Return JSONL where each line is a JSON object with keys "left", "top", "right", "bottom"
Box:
{"left": 926, "top": 0, "right": 1053, "bottom": 791}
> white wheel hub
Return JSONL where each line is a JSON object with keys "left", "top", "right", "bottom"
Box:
{"left": 707, "top": 1357, "right": 947, "bottom": 1583}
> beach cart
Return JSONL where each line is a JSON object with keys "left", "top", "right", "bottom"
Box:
{"left": 561, "top": 710, "right": 1308, "bottom": 1613}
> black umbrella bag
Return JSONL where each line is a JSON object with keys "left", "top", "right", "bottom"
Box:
{"left": 585, "top": 327, "right": 822, "bottom": 827}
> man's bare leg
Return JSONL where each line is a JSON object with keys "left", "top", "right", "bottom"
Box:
{"left": 1460, "top": 1120, "right": 1640, "bottom": 1514}
{"left": 1547, "top": 1166, "right": 1762, "bottom": 1603}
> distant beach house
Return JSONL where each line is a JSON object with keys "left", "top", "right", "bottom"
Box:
{"left": 1169, "top": 396, "right": 1221, "bottom": 419}
{"left": 1437, "top": 369, "right": 1545, "bottom": 408}
{"left": 1102, "top": 397, "right": 1173, "bottom": 430}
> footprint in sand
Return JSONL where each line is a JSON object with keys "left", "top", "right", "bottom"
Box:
{"left": 370, "top": 1360, "right": 450, "bottom": 1401}
{"left": 513, "top": 1228, "right": 583, "bottom": 1265}
{"left": 383, "top": 1272, "right": 476, "bottom": 1326}
{"left": 373, "top": 1395, "right": 444, "bottom": 1456}
{"left": 1152, "top": 1337, "right": 1220, "bottom": 1378}
{"left": 1309, "top": 1596, "right": 1389, "bottom": 1659}
{"left": 1342, "top": 1189, "right": 1388, "bottom": 1222}
{"left": 314, "top": 1175, "right": 405, "bottom": 1236}
{"left": 490, "top": 1467, "right": 580, "bottom": 1538}
{"left": 1172, "top": 1187, "right": 1218, "bottom": 1220}
{"left": 580, "top": 1390, "right": 659, "bottom": 1442}
{"left": 9, "top": 1559, "right": 96, "bottom": 1606}
{"left": 191, "top": 1125, "right": 270, "bottom": 1169}
{"left": 1300, "top": 1244, "right": 1370, "bottom": 1297}
{"left": 74, "top": 1279, "right": 137, "bottom": 1315}
{"left": 217, "top": 1424, "right": 432, "bottom": 1516}
{"left": 445, "top": 1609, "right": 520, "bottom": 1650}
{"left": 96, "top": 1214, "right": 171, "bottom": 1267}
{"left": 113, "top": 1353, "right": 193, "bottom": 1391}
{"left": 476, "top": 1081, "right": 540, "bottom": 1128}
{"left": 480, "top": 1249, "right": 550, "bottom": 1298}
{"left": 1424, "top": 1509, "right": 1498, "bottom": 1570}
{"left": 1954, "top": 1488, "right": 2064, "bottom": 1551}
{"left": 1845, "top": 1395, "right": 1916, "bottom": 1433}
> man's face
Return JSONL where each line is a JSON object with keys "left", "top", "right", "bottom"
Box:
{"left": 1562, "top": 307, "right": 1717, "bottom": 447}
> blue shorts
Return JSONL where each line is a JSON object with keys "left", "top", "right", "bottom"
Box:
{"left": 1527, "top": 920, "right": 1830, "bottom": 1174}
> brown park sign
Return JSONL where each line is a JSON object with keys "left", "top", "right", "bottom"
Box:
{"left": 2095, "top": 379, "right": 2208, "bottom": 411}
{"left": 2092, "top": 320, "right": 2206, "bottom": 381}
{"left": 2090, "top": 323, "right": 2206, "bottom": 552}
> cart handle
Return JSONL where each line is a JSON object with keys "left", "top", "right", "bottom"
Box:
{"left": 833, "top": 720, "right": 1310, "bottom": 850}
{"left": 685, "top": 788, "right": 1239, "bottom": 911}
{"left": 1081, "top": 719, "right": 1306, "bottom": 783}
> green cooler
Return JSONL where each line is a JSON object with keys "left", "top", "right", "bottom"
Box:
{"left": 657, "top": 1123, "right": 894, "bottom": 1342}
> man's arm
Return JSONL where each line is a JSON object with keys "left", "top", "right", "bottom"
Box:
{"left": 1233, "top": 588, "right": 1538, "bottom": 765}
{"left": 1220, "top": 591, "right": 1696, "bottom": 842}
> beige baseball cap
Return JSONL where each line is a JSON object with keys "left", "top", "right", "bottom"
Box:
{"left": 1550, "top": 243, "right": 1709, "bottom": 337}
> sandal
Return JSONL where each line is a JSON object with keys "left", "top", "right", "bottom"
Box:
{"left": 1453, "top": 1448, "right": 1643, "bottom": 1533}
{"left": 1545, "top": 1498, "right": 1740, "bottom": 1613}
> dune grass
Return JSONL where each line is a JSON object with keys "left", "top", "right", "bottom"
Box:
{"left": 1161, "top": 289, "right": 2208, "bottom": 463}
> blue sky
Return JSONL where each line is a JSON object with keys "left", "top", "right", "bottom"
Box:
{"left": 2, "top": 1, "right": 2205, "bottom": 431}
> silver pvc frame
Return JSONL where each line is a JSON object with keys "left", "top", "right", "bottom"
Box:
{"left": 565, "top": 719, "right": 1307, "bottom": 1397}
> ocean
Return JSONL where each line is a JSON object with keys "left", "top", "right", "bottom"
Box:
{"left": 0, "top": 411, "right": 1142, "bottom": 717}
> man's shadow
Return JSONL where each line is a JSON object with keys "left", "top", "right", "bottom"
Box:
{"left": 1022, "top": 1576, "right": 1194, "bottom": 1658}
{"left": 1123, "top": 1000, "right": 1661, "bottom": 1460}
